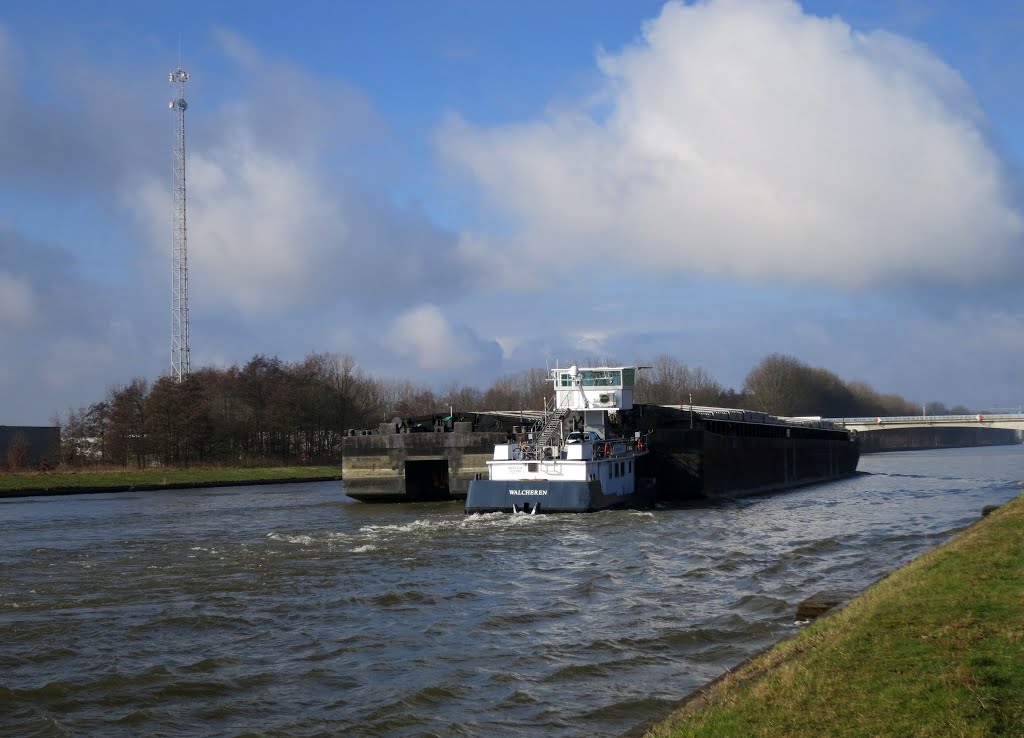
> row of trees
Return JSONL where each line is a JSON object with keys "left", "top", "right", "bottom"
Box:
{"left": 739, "top": 353, "right": 973, "bottom": 418}
{"left": 55, "top": 352, "right": 967, "bottom": 469}
{"left": 61, "top": 354, "right": 377, "bottom": 468}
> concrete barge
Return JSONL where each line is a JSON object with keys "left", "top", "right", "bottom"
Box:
{"left": 341, "top": 415, "right": 513, "bottom": 502}
{"left": 341, "top": 404, "right": 859, "bottom": 503}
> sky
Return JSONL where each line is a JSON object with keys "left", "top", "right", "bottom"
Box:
{"left": 2, "top": 0, "right": 1024, "bottom": 425}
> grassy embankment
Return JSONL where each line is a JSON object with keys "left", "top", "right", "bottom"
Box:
{"left": 644, "top": 491, "right": 1024, "bottom": 738}
{"left": 0, "top": 466, "right": 341, "bottom": 495}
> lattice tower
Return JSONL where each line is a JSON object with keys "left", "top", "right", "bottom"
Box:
{"left": 169, "top": 68, "right": 190, "bottom": 381}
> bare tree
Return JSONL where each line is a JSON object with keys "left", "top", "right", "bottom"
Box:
{"left": 635, "top": 355, "right": 724, "bottom": 405}
{"left": 104, "top": 378, "right": 149, "bottom": 467}
{"left": 743, "top": 354, "right": 807, "bottom": 415}
{"left": 5, "top": 432, "right": 30, "bottom": 471}
{"left": 438, "top": 382, "right": 484, "bottom": 413}
{"left": 481, "top": 369, "right": 548, "bottom": 410}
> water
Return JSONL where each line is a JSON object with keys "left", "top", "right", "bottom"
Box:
{"left": 2, "top": 445, "right": 1022, "bottom": 737}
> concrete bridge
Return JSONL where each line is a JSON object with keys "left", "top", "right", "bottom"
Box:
{"left": 826, "top": 414, "right": 1024, "bottom": 433}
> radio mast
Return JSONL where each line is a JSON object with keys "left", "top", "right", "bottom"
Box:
{"left": 169, "top": 67, "right": 190, "bottom": 381}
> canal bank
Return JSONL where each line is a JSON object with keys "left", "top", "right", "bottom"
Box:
{"left": 0, "top": 466, "right": 341, "bottom": 498}
{"left": 634, "top": 490, "right": 1024, "bottom": 738}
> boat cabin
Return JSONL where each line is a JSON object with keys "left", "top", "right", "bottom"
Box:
{"left": 551, "top": 365, "right": 637, "bottom": 441}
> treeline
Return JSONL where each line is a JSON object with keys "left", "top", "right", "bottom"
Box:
{"left": 738, "top": 353, "right": 972, "bottom": 418}
{"left": 55, "top": 351, "right": 969, "bottom": 469}
{"left": 57, "top": 354, "right": 552, "bottom": 469}
{"left": 636, "top": 353, "right": 971, "bottom": 417}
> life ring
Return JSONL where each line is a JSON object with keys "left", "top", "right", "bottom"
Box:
{"left": 637, "top": 439, "right": 644, "bottom": 452}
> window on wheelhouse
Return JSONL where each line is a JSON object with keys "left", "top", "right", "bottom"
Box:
{"left": 580, "top": 370, "right": 621, "bottom": 387}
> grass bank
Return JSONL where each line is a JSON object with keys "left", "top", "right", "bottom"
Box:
{"left": 642, "top": 492, "right": 1024, "bottom": 738}
{"left": 0, "top": 466, "right": 341, "bottom": 497}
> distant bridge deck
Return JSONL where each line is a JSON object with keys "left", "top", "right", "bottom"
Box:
{"left": 826, "top": 414, "right": 1024, "bottom": 432}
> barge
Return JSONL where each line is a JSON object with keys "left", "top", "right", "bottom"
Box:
{"left": 341, "top": 370, "right": 860, "bottom": 506}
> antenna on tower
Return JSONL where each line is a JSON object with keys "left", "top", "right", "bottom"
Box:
{"left": 169, "top": 65, "right": 190, "bottom": 382}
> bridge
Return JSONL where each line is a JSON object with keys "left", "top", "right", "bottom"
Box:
{"left": 825, "top": 414, "right": 1024, "bottom": 433}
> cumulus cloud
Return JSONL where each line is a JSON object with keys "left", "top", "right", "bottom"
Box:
{"left": 0, "top": 271, "right": 37, "bottom": 330}
{"left": 0, "top": 23, "right": 161, "bottom": 197}
{"left": 0, "top": 222, "right": 154, "bottom": 423}
{"left": 0, "top": 23, "right": 16, "bottom": 92}
{"left": 133, "top": 32, "right": 468, "bottom": 315}
{"left": 135, "top": 137, "right": 349, "bottom": 313}
{"left": 439, "top": 0, "right": 1024, "bottom": 291}
{"left": 385, "top": 304, "right": 501, "bottom": 372}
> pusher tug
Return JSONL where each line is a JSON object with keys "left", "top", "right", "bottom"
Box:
{"left": 465, "top": 366, "right": 653, "bottom": 513}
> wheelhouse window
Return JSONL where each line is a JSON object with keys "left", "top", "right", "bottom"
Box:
{"left": 580, "top": 370, "right": 621, "bottom": 387}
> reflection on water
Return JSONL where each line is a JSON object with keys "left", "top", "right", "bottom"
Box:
{"left": 2, "top": 446, "right": 1022, "bottom": 737}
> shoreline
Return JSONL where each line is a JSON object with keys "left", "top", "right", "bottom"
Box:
{"left": 630, "top": 490, "right": 1024, "bottom": 737}
{"left": 860, "top": 439, "right": 1022, "bottom": 454}
{"left": 0, "top": 466, "right": 343, "bottom": 499}
{"left": 0, "top": 475, "right": 342, "bottom": 500}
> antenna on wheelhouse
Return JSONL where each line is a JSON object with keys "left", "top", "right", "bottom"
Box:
{"left": 169, "top": 62, "right": 190, "bottom": 382}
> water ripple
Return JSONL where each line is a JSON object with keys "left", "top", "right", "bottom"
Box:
{"left": 1, "top": 448, "right": 1021, "bottom": 737}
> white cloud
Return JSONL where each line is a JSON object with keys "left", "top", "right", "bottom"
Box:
{"left": 0, "top": 23, "right": 16, "bottom": 93}
{"left": 132, "top": 32, "right": 469, "bottom": 316}
{"left": 385, "top": 304, "right": 500, "bottom": 372}
{"left": 0, "top": 271, "right": 37, "bottom": 330}
{"left": 189, "top": 136, "right": 345, "bottom": 313}
{"left": 439, "top": 0, "right": 1024, "bottom": 291}
{"left": 0, "top": 221, "right": 159, "bottom": 424}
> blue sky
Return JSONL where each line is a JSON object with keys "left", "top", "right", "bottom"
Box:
{"left": 2, "top": 0, "right": 1024, "bottom": 424}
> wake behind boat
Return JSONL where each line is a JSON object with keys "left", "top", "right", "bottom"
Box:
{"left": 465, "top": 366, "right": 654, "bottom": 513}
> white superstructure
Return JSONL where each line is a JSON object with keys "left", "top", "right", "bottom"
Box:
{"left": 483, "top": 366, "right": 649, "bottom": 502}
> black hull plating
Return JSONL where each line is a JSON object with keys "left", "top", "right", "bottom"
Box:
{"left": 641, "top": 427, "right": 860, "bottom": 500}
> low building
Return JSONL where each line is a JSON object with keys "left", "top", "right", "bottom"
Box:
{"left": 1, "top": 426, "right": 61, "bottom": 469}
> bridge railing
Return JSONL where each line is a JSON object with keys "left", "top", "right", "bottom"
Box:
{"left": 830, "top": 413, "right": 1024, "bottom": 426}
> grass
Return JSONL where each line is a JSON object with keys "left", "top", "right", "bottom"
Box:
{"left": 0, "top": 465, "right": 341, "bottom": 493}
{"left": 645, "top": 491, "right": 1024, "bottom": 738}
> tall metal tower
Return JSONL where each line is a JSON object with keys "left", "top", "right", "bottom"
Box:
{"left": 169, "top": 67, "right": 190, "bottom": 382}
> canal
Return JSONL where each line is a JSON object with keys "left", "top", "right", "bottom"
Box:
{"left": 2, "top": 445, "right": 1022, "bottom": 736}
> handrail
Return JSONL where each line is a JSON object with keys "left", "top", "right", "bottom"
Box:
{"left": 832, "top": 413, "right": 1024, "bottom": 425}
{"left": 512, "top": 431, "right": 652, "bottom": 461}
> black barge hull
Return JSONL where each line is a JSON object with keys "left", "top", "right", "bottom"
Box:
{"left": 640, "top": 421, "right": 860, "bottom": 500}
